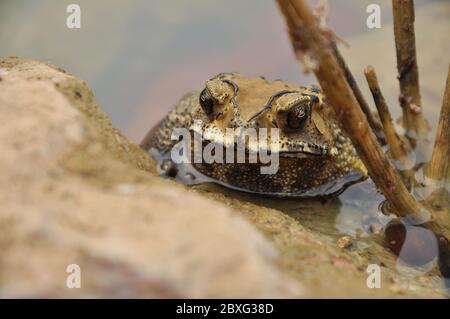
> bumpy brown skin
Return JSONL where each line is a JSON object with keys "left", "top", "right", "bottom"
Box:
{"left": 142, "top": 73, "right": 367, "bottom": 197}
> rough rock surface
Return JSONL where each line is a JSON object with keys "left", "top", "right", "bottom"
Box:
{"left": 0, "top": 57, "right": 447, "bottom": 298}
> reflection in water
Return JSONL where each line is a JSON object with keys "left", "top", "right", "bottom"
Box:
{"left": 386, "top": 223, "right": 439, "bottom": 273}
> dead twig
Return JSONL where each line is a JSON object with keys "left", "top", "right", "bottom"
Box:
{"left": 392, "top": 0, "right": 429, "bottom": 139}
{"left": 426, "top": 65, "right": 450, "bottom": 183}
{"left": 276, "top": 0, "right": 437, "bottom": 227}
{"left": 364, "top": 66, "right": 410, "bottom": 166}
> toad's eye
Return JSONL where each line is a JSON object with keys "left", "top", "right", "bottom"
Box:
{"left": 199, "top": 88, "right": 215, "bottom": 116}
{"left": 286, "top": 102, "right": 308, "bottom": 130}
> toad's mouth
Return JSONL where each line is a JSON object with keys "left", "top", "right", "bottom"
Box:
{"left": 278, "top": 141, "right": 328, "bottom": 157}
{"left": 190, "top": 125, "right": 329, "bottom": 158}
{"left": 279, "top": 149, "right": 326, "bottom": 157}
{"left": 197, "top": 138, "right": 328, "bottom": 158}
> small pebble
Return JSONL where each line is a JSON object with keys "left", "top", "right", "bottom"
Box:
{"left": 389, "top": 284, "right": 403, "bottom": 293}
{"left": 337, "top": 235, "right": 353, "bottom": 249}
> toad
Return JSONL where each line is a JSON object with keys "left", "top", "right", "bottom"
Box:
{"left": 141, "top": 73, "right": 367, "bottom": 197}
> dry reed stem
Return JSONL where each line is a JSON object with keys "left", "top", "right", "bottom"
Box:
{"left": 427, "top": 65, "right": 450, "bottom": 182}
{"left": 392, "top": 0, "right": 429, "bottom": 138}
{"left": 364, "top": 66, "right": 409, "bottom": 165}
